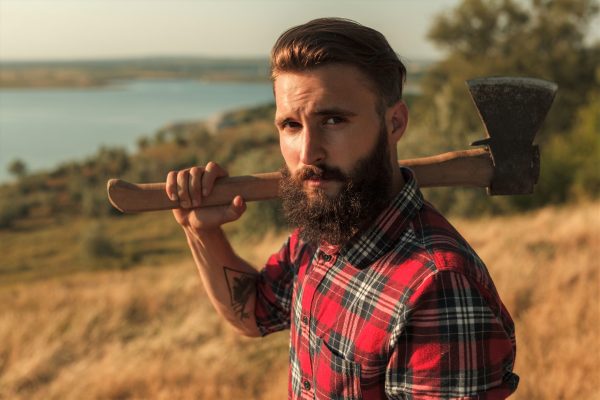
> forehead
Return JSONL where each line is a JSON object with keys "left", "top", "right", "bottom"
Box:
{"left": 273, "top": 64, "right": 379, "bottom": 114}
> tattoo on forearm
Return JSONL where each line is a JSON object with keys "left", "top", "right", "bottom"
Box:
{"left": 223, "top": 267, "right": 256, "bottom": 320}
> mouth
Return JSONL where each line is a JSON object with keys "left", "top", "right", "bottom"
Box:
{"left": 305, "top": 177, "right": 327, "bottom": 187}
{"left": 303, "top": 177, "right": 342, "bottom": 192}
{"left": 290, "top": 165, "right": 347, "bottom": 192}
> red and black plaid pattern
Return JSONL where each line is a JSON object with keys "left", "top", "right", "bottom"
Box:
{"left": 255, "top": 168, "right": 519, "bottom": 399}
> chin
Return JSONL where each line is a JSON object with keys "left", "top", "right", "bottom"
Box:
{"left": 304, "top": 183, "right": 341, "bottom": 199}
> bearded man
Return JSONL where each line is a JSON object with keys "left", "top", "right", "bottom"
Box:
{"left": 166, "top": 18, "right": 519, "bottom": 399}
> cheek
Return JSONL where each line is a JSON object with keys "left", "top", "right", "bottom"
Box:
{"left": 279, "top": 135, "right": 298, "bottom": 168}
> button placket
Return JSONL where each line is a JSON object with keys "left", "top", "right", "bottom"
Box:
{"left": 297, "top": 253, "right": 329, "bottom": 398}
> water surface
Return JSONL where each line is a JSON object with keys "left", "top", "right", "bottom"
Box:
{"left": 0, "top": 79, "right": 274, "bottom": 182}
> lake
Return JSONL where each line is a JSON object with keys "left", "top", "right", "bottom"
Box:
{"left": 0, "top": 79, "right": 274, "bottom": 182}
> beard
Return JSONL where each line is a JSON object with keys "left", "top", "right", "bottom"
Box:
{"left": 279, "top": 125, "right": 394, "bottom": 246}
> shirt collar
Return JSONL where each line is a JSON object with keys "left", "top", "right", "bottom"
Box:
{"left": 333, "top": 167, "right": 424, "bottom": 269}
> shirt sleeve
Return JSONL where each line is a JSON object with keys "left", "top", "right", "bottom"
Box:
{"left": 385, "top": 270, "right": 519, "bottom": 399}
{"left": 254, "top": 234, "right": 299, "bottom": 336}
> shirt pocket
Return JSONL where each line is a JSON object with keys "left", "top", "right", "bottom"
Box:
{"left": 313, "top": 337, "right": 362, "bottom": 400}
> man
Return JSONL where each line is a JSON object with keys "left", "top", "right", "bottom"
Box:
{"left": 166, "top": 18, "right": 519, "bottom": 399}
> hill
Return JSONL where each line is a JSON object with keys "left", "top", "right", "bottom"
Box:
{"left": 1, "top": 201, "right": 598, "bottom": 399}
{"left": 0, "top": 71, "right": 597, "bottom": 398}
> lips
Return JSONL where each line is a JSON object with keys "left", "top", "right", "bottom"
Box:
{"left": 299, "top": 166, "right": 347, "bottom": 182}
{"left": 305, "top": 178, "right": 327, "bottom": 186}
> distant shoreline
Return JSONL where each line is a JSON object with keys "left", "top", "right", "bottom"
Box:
{"left": 0, "top": 74, "right": 270, "bottom": 90}
{"left": 0, "top": 56, "right": 272, "bottom": 89}
{"left": 0, "top": 79, "right": 270, "bottom": 90}
{"left": 0, "top": 56, "right": 431, "bottom": 89}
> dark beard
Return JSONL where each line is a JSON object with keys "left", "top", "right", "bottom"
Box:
{"left": 279, "top": 127, "right": 394, "bottom": 246}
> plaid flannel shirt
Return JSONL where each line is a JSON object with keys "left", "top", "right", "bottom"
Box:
{"left": 255, "top": 168, "right": 519, "bottom": 399}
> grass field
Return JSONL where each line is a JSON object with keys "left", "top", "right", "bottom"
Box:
{"left": 1, "top": 201, "right": 598, "bottom": 399}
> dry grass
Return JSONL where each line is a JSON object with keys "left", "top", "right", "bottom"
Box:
{"left": 1, "top": 202, "right": 598, "bottom": 399}
{"left": 454, "top": 201, "right": 600, "bottom": 399}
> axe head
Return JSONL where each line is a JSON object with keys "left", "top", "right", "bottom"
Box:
{"left": 467, "top": 77, "right": 558, "bottom": 195}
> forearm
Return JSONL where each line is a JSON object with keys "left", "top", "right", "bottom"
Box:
{"left": 184, "top": 227, "right": 261, "bottom": 337}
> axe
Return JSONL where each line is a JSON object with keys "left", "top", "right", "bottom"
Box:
{"left": 107, "top": 76, "right": 557, "bottom": 213}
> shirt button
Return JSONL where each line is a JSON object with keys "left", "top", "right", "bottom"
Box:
{"left": 303, "top": 380, "right": 312, "bottom": 391}
{"left": 302, "top": 315, "right": 309, "bottom": 325}
{"left": 321, "top": 253, "right": 332, "bottom": 262}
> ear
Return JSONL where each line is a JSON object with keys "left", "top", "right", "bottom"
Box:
{"left": 385, "top": 100, "right": 409, "bottom": 144}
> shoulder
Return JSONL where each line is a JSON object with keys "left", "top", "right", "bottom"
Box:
{"left": 409, "top": 201, "right": 495, "bottom": 288}
{"left": 381, "top": 201, "right": 503, "bottom": 315}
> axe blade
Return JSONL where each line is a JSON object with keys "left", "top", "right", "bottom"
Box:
{"left": 467, "top": 77, "right": 558, "bottom": 195}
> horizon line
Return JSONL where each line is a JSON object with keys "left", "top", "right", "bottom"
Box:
{"left": 0, "top": 53, "right": 439, "bottom": 65}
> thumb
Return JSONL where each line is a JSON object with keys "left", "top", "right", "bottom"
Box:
{"left": 220, "top": 195, "right": 246, "bottom": 223}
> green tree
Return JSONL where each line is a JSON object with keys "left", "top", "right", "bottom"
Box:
{"left": 531, "top": 79, "right": 600, "bottom": 205}
{"left": 8, "top": 159, "right": 27, "bottom": 179}
{"left": 412, "top": 0, "right": 599, "bottom": 214}
{"left": 419, "top": 0, "right": 598, "bottom": 142}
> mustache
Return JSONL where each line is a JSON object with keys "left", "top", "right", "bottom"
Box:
{"left": 296, "top": 165, "right": 348, "bottom": 182}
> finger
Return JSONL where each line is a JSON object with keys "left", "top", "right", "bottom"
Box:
{"left": 189, "top": 166, "right": 204, "bottom": 208}
{"left": 166, "top": 171, "right": 179, "bottom": 202}
{"left": 220, "top": 195, "right": 246, "bottom": 223}
{"left": 188, "top": 195, "right": 246, "bottom": 231}
{"left": 202, "top": 161, "right": 228, "bottom": 197}
{"left": 177, "top": 169, "right": 192, "bottom": 208}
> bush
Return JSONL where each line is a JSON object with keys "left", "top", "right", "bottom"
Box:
{"left": 514, "top": 89, "right": 600, "bottom": 208}
{"left": 82, "top": 188, "right": 118, "bottom": 217}
{"left": 79, "top": 221, "right": 120, "bottom": 262}
{"left": 0, "top": 200, "right": 29, "bottom": 229}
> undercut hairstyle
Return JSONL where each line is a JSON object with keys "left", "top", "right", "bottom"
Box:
{"left": 270, "top": 18, "right": 407, "bottom": 111}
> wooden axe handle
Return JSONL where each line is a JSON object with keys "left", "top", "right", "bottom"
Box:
{"left": 107, "top": 148, "right": 492, "bottom": 213}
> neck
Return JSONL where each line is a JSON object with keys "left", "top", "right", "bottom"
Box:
{"left": 389, "top": 163, "right": 406, "bottom": 197}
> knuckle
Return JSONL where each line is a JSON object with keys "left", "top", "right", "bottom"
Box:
{"left": 177, "top": 169, "right": 188, "bottom": 181}
{"left": 189, "top": 166, "right": 203, "bottom": 177}
{"left": 166, "top": 171, "right": 177, "bottom": 184}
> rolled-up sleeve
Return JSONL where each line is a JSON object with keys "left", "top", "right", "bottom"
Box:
{"left": 385, "top": 270, "right": 519, "bottom": 399}
{"left": 254, "top": 235, "right": 298, "bottom": 336}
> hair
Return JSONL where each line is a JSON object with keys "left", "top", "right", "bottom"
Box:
{"left": 270, "top": 18, "right": 407, "bottom": 111}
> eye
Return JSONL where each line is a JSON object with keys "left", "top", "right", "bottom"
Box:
{"left": 323, "top": 116, "right": 346, "bottom": 126}
{"left": 278, "top": 119, "right": 302, "bottom": 134}
{"left": 282, "top": 120, "right": 301, "bottom": 129}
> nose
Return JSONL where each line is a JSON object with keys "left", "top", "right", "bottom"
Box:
{"left": 299, "top": 125, "right": 325, "bottom": 166}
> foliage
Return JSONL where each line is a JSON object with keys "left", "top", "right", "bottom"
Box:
{"left": 422, "top": 0, "right": 598, "bottom": 137}
{"left": 0, "top": 103, "right": 286, "bottom": 244}
{"left": 529, "top": 87, "right": 600, "bottom": 205}
{"left": 409, "top": 0, "right": 600, "bottom": 215}
{"left": 7, "top": 159, "right": 27, "bottom": 178}
{"left": 0, "top": 198, "right": 29, "bottom": 229}
{"left": 79, "top": 221, "right": 120, "bottom": 262}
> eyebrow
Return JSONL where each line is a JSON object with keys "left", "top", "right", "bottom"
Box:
{"left": 274, "top": 107, "right": 358, "bottom": 126}
{"left": 313, "top": 107, "right": 357, "bottom": 118}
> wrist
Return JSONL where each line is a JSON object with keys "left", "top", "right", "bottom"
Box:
{"left": 183, "top": 225, "right": 223, "bottom": 244}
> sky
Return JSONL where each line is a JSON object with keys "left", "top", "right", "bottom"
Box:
{"left": 1, "top": 0, "right": 599, "bottom": 62}
{"left": 0, "top": 0, "right": 463, "bottom": 62}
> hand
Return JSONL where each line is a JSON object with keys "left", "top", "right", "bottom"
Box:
{"left": 166, "top": 162, "right": 246, "bottom": 235}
